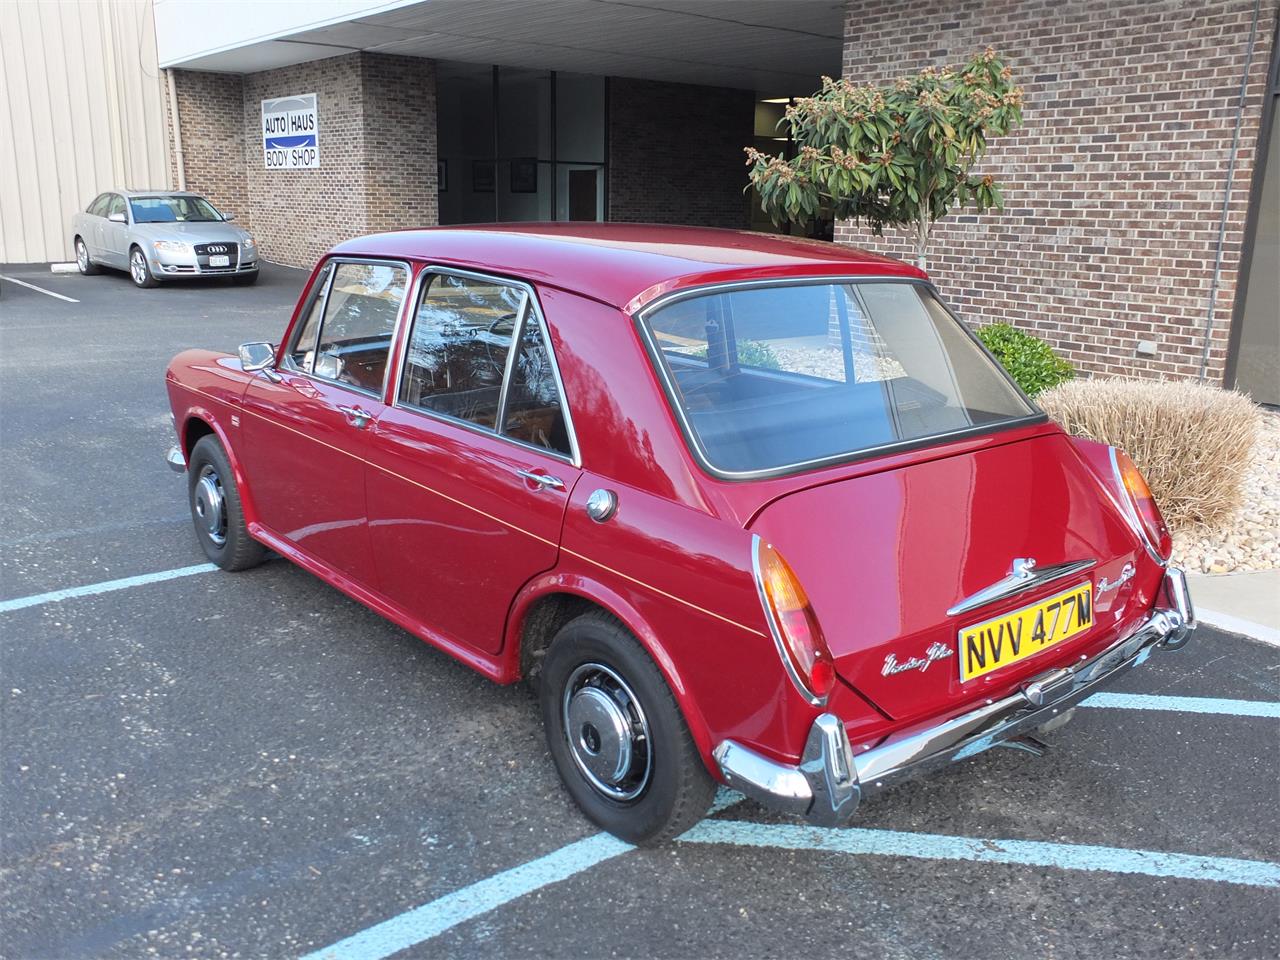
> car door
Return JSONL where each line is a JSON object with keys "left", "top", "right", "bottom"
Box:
{"left": 365, "top": 267, "right": 582, "bottom": 655}
{"left": 239, "top": 258, "right": 411, "bottom": 587}
{"left": 102, "top": 194, "right": 130, "bottom": 267}
{"left": 83, "top": 194, "right": 110, "bottom": 258}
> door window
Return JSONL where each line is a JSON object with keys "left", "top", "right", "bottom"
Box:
{"left": 309, "top": 261, "right": 408, "bottom": 395}
{"left": 286, "top": 262, "right": 335, "bottom": 371}
{"left": 107, "top": 195, "right": 127, "bottom": 221}
{"left": 87, "top": 194, "right": 111, "bottom": 217}
{"left": 399, "top": 272, "right": 574, "bottom": 457}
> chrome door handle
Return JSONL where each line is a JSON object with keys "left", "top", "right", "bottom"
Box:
{"left": 516, "top": 469, "right": 565, "bottom": 491}
{"left": 337, "top": 404, "right": 371, "bottom": 428}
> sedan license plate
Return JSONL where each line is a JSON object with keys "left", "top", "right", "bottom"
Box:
{"left": 958, "top": 582, "right": 1093, "bottom": 682}
{"left": 209, "top": 254, "right": 230, "bottom": 267}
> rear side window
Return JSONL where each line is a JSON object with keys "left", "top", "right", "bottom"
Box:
{"left": 398, "top": 272, "right": 573, "bottom": 457}
{"left": 310, "top": 261, "right": 408, "bottom": 394}
{"left": 641, "top": 281, "right": 1035, "bottom": 476}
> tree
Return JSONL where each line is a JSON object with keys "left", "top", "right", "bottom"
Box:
{"left": 746, "top": 48, "right": 1024, "bottom": 269}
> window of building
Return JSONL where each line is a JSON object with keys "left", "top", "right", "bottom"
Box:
{"left": 437, "top": 63, "right": 606, "bottom": 226}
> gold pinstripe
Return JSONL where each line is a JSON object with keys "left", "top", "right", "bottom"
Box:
{"left": 180, "top": 382, "right": 765, "bottom": 637}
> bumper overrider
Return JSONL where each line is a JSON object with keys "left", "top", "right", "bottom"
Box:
{"left": 714, "top": 567, "right": 1196, "bottom": 826}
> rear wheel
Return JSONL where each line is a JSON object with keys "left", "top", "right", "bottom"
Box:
{"left": 75, "top": 237, "right": 99, "bottom": 275}
{"left": 129, "top": 245, "right": 158, "bottom": 288}
{"left": 540, "top": 611, "right": 715, "bottom": 845}
{"left": 186, "top": 435, "right": 265, "bottom": 571}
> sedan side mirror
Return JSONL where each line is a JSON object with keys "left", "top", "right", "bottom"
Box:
{"left": 222, "top": 212, "right": 236, "bottom": 222}
{"left": 108, "top": 212, "right": 126, "bottom": 224}
{"left": 238, "top": 342, "right": 281, "bottom": 381}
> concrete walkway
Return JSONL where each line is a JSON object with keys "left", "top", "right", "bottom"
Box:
{"left": 1187, "top": 570, "right": 1280, "bottom": 645}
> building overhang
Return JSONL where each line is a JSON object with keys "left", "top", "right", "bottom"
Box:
{"left": 153, "top": 0, "right": 843, "bottom": 95}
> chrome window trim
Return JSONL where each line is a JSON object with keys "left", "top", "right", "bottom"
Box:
{"left": 634, "top": 275, "right": 1046, "bottom": 482}
{"left": 280, "top": 256, "right": 413, "bottom": 402}
{"left": 390, "top": 265, "right": 581, "bottom": 468}
{"left": 752, "top": 535, "right": 826, "bottom": 707}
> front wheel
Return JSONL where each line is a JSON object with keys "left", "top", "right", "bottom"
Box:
{"left": 186, "top": 435, "right": 266, "bottom": 571}
{"left": 540, "top": 611, "right": 715, "bottom": 845}
{"left": 129, "top": 246, "right": 158, "bottom": 288}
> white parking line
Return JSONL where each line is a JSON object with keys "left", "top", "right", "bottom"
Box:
{"left": 0, "top": 274, "right": 80, "bottom": 303}
{"left": 0, "top": 563, "right": 216, "bottom": 614}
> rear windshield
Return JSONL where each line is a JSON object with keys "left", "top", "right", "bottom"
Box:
{"left": 641, "top": 281, "right": 1037, "bottom": 477}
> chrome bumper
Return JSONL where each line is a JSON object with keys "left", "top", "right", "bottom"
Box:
{"left": 166, "top": 444, "right": 186, "bottom": 473}
{"left": 714, "top": 567, "right": 1196, "bottom": 827}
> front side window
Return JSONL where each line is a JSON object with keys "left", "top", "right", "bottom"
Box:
{"left": 311, "top": 261, "right": 407, "bottom": 394}
{"left": 129, "top": 195, "right": 222, "bottom": 223}
{"left": 399, "top": 272, "right": 573, "bottom": 457}
{"left": 642, "top": 281, "right": 1036, "bottom": 476}
{"left": 287, "top": 262, "right": 334, "bottom": 371}
{"left": 107, "top": 195, "right": 127, "bottom": 220}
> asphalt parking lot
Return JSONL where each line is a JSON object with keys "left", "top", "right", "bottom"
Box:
{"left": 2, "top": 260, "right": 1278, "bottom": 960}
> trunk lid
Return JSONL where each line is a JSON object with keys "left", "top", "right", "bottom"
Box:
{"left": 749, "top": 431, "right": 1148, "bottom": 722}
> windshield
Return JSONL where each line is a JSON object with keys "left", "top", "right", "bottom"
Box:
{"left": 129, "top": 196, "right": 222, "bottom": 223}
{"left": 641, "top": 281, "right": 1037, "bottom": 477}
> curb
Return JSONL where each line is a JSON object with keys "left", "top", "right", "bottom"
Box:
{"left": 1195, "top": 607, "right": 1280, "bottom": 647}
{"left": 49, "top": 262, "right": 77, "bottom": 274}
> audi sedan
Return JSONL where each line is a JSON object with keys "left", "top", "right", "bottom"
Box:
{"left": 162, "top": 224, "right": 1194, "bottom": 844}
{"left": 70, "top": 189, "right": 258, "bottom": 287}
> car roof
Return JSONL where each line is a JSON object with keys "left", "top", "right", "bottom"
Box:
{"left": 111, "top": 189, "right": 208, "bottom": 199}
{"left": 328, "top": 223, "right": 927, "bottom": 312}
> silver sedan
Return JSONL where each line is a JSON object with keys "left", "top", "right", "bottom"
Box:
{"left": 70, "top": 190, "right": 259, "bottom": 288}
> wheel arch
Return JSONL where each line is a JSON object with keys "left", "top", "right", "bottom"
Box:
{"left": 503, "top": 573, "right": 716, "bottom": 767}
{"left": 178, "top": 407, "right": 260, "bottom": 527}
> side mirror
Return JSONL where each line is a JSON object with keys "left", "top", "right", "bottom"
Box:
{"left": 238, "top": 342, "right": 280, "bottom": 381}
{"left": 108, "top": 212, "right": 126, "bottom": 224}
{"left": 222, "top": 212, "right": 236, "bottom": 221}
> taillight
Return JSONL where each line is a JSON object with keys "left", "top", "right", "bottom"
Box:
{"left": 1111, "top": 448, "right": 1173, "bottom": 561}
{"left": 752, "top": 536, "right": 835, "bottom": 704}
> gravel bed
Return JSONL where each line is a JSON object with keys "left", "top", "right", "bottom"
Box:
{"left": 1170, "top": 408, "right": 1279, "bottom": 574}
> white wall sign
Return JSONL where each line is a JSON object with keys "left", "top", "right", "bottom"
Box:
{"left": 261, "top": 93, "right": 319, "bottom": 170}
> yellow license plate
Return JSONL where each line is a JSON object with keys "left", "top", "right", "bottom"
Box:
{"left": 958, "top": 582, "right": 1093, "bottom": 683}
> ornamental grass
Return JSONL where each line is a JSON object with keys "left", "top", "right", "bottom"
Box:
{"left": 1038, "top": 378, "right": 1261, "bottom": 532}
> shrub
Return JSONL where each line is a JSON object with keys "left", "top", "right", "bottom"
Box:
{"left": 1038, "top": 378, "right": 1261, "bottom": 531}
{"left": 691, "top": 339, "right": 782, "bottom": 370}
{"left": 975, "top": 322, "right": 1074, "bottom": 396}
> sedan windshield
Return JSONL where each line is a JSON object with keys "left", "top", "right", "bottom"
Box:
{"left": 641, "top": 281, "right": 1038, "bottom": 477}
{"left": 129, "top": 196, "right": 222, "bottom": 223}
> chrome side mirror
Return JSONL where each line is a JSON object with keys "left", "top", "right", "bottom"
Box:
{"left": 238, "top": 342, "right": 281, "bottom": 381}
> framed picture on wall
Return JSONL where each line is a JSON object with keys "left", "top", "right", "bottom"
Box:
{"left": 437, "top": 160, "right": 447, "bottom": 192}
{"left": 510, "top": 157, "right": 538, "bottom": 194}
{"left": 472, "top": 160, "right": 495, "bottom": 193}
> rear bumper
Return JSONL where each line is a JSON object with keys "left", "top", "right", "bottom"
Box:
{"left": 713, "top": 566, "right": 1196, "bottom": 826}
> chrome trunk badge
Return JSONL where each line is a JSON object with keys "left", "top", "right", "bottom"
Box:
{"left": 947, "top": 556, "right": 1097, "bottom": 617}
{"left": 1097, "top": 562, "right": 1136, "bottom": 595}
{"left": 882, "top": 642, "right": 954, "bottom": 677}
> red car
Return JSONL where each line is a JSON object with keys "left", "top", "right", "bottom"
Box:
{"left": 165, "top": 224, "right": 1194, "bottom": 844}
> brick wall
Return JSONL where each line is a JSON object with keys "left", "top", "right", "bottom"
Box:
{"left": 608, "top": 78, "right": 753, "bottom": 228}
{"left": 171, "top": 52, "right": 437, "bottom": 268}
{"left": 165, "top": 70, "right": 249, "bottom": 228}
{"left": 836, "top": 0, "right": 1276, "bottom": 381}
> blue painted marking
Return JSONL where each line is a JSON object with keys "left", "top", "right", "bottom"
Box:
{"left": 953, "top": 733, "right": 997, "bottom": 760}
{"left": 1081, "top": 692, "right": 1280, "bottom": 719}
{"left": 300, "top": 833, "right": 633, "bottom": 960}
{"left": 0, "top": 563, "right": 218, "bottom": 614}
{"left": 680, "top": 820, "right": 1280, "bottom": 888}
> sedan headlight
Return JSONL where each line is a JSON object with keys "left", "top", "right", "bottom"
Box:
{"left": 152, "top": 240, "right": 191, "bottom": 255}
{"left": 241, "top": 236, "right": 256, "bottom": 250}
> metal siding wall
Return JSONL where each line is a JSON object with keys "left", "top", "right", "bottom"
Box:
{"left": 0, "top": 0, "right": 171, "bottom": 264}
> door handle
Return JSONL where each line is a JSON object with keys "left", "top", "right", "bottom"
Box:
{"left": 516, "top": 469, "right": 565, "bottom": 491}
{"left": 337, "top": 404, "right": 371, "bottom": 428}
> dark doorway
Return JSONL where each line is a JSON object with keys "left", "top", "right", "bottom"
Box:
{"left": 568, "top": 169, "right": 599, "bottom": 221}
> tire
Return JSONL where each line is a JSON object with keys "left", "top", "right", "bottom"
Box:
{"left": 74, "top": 237, "right": 100, "bottom": 275}
{"left": 232, "top": 271, "right": 259, "bottom": 286}
{"left": 186, "top": 435, "right": 266, "bottom": 571}
{"left": 540, "top": 611, "right": 715, "bottom": 845}
{"left": 129, "top": 245, "right": 158, "bottom": 288}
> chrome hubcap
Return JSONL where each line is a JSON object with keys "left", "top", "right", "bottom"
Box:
{"left": 562, "top": 662, "right": 651, "bottom": 801}
{"left": 193, "top": 465, "right": 227, "bottom": 546}
{"left": 76, "top": 241, "right": 88, "bottom": 271}
{"left": 131, "top": 251, "right": 146, "bottom": 284}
